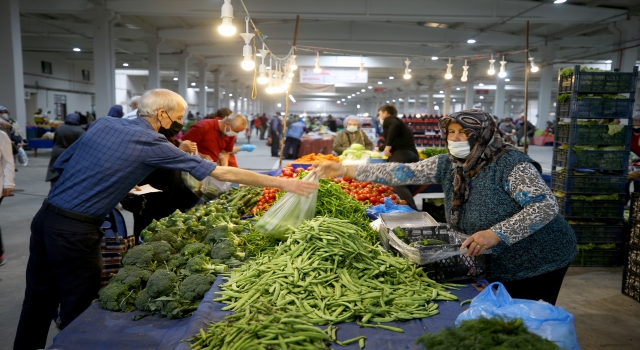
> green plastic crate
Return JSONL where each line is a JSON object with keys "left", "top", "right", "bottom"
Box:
{"left": 555, "top": 124, "right": 627, "bottom": 146}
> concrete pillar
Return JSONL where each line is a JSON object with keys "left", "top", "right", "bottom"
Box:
{"left": 145, "top": 37, "right": 163, "bottom": 89}
{"left": 177, "top": 53, "right": 191, "bottom": 100}
{"left": 212, "top": 70, "right": 221, "bottom": 110}
{"left": 413, "top": 85, "right": 420, "bottom": 115}
{"left": 91, "top": 8, "right": 116, "bottom": 117}
{"left": 494, "top": 76, "right": 506, "bottom": 118}
{"left": 536, "top": 45, "right": 557, "bottom": 129}
{"left": 428, "top": 81, "right": 435, "bottom": 115}
{"left": 504, "top": 95, "right": 512, "bottom": 119}
{"left": 0, "top": 0, "right": 26, "bottom": 133}
{"left": 444, "top": 84, "right": 452, "bottom": 115}
{"left": 242, "top": 86, "right": 248, "bottom": 115}
{"left": 232, "top": 81, "right": 239, "bottom": 114}
{"left": 198, "top": 61, "right": 208, "bottom": 116}
{"left": 611, "top": 16, "right": 640, "bottom": 72}
{"left": 465, "top": 82, "right": 475, "bottom": 110}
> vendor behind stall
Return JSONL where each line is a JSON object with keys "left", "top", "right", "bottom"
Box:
{"left": 319, "top": 109, "right": 576, "bottom": 305}
{"left": 333, "top": 115, "right": 373, "bottom": 155}
{"left": 181, "top": 114, "right": 255, "bottom": 167}
{"left": 14, "top": 89, "right": 318, "bottom": 350}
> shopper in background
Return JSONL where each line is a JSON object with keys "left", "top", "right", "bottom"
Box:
{"left": 499, "top": 117, "right": 516, "bottom": 135}
{"left": 254, "top": 115, "right": 262, "bottom": 136}
{"left": 0, "top": 127, "right": 15, "bottom": 266}
{"left": 320, "top": 109, "right": 576, "bottom": 305}
{"left": 205, "top": 108, "right": 233, "bottom": 120}
{"left": 1, "top": 106, "right": 27, "bottom": 146}
{"left": 515, "top": 114, "right": 535, "bottom": 147}
{"left": 258, "top": 113, "right": 269, "bottom": 140}
{"left": 377, "top": 104, "right": 420, "bottom": 210}
{"left": 270, "top": 112, "right": 283, "bottom": 157}
{"left": 333, "top": 115, "right": 374, "bottom": 155}
{"left": 46, "top": 113, "right": 86, "bottom": 188}
{"left": 182, "top": 114, "right": 249, "bottom": 166}
{"left": 283, "top": 117, "right": 308, "bottom": 159}
{"left": 326, "top": 115, "right": 338, "bottom": 132}
{"left": 13, "top": 89, "right": 317, "bottom": 349}
{"left": 207, "top": 108, "right": 251, "bottom": 168}
{"left": 106, "top": 105, "right": 124, "bottom": 119}
{"left": 122, "top": 95, "right": 142, "bottom": 120}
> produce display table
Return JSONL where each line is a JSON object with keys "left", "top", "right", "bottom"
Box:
{"left": 27, "top": 139, "right": 54, "bottom": 157}
{"left": 49, "top": 277, "right": 480, "bottom": 350}
{"left": 297, "top": 137, "right": 334, "bottom": 158}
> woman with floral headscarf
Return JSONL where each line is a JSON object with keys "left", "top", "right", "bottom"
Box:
{"left": 319, "top": 109, "right": 576, "bottom": 305}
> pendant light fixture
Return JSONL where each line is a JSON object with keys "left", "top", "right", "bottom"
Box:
{"left": 461, "top": 59, "right": 469, "bottom": 82}
{"left": 314, "top": 52, "right": 322, "bottom": 74}
{"left": 498, "top": 56, "right": 507, "bottom": 78}
{"left": 487, "top": 54, "right": 496, "bottom": 75}
{"left": 289, "top": 55, "right": 297, "bottom": 71}
{"left": 529, "top": 56, "right": 539, "bottom": 73}
{"left": 403, "top": 59, "right": 411, "bottom": 79}
{"left": 359, "top": 56, "right": 364, "bottom": 73}
{"left": 239, "top": 17, "right": 255, "bottom": 71}
{"left": 218, "top": 0, "right": 236, "bottom": 36}
{"left": 257, "top": 44, "right": 269, "bottom": 84}
{"left": 444, "top": 58, "right": 453, "bottom": 79}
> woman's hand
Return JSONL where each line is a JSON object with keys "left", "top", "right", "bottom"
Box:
{"left": 279, "top": 178, "right": 319, "bottom": 197}
{"left": 461, "top": 229, "right": 502, "bottom": 257}
{"left": 383, "top": 146, "right": 392, "bottom": 158}
{"left": 317, "top": 161, "right": 343, "bottom": 178}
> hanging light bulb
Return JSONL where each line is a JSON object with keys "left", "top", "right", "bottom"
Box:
{"left": 461, "top": 59, "right": 469, "bottom": 82}
{"left": 529, "top": 56, "right": 539, "bottom": 73}
{"left": 218, "top": 0, "right": 236, "bottom": 36}
{"left": 257, "top": 45, "right": 270, "bottom": 84}
{"left": 498, "top": 56, "right": 507, "bottom": 78}
{"left": 487, "top": 54, "right": 495, "bottom": 75}
{"left": 403, "top": 59, "right": 411, "bottom": 79}
{"left": 289, "top": 55, "right": 297, "bottom": 71}
{"left": 285, "top": 65, "right": 293, "bottom": 84}
{"left": 266, "top": 58, "right": 276, "bottom": 94}
{"left": 314, "top": 52, "right": 322, "bottom": 74}
{"left": 444, "top": 58, "right": 453, "bottom": 79}
{"left": 239, "top": 18, "right": 255, "bottom": 71}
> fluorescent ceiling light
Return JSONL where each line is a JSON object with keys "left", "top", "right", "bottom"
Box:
{"left": 554, "top": 0, "right": 566, "bottom": 3}
{"left": 605, "top": 60, "right": 612, "bottom": 63}
{"left": 479, "top": 83, "right": 484, "bottom": 86}
{"left": 480, "top": 96, "right": 484, "bottom": 99}
{"left": 431, "top": 56, "right": 438, "bottom": 60}
{"left": 505, "top": 78, "right": 511, "bottom": 82}
{"left": 389, "top": 76, "right": 394, "bottom": 79}
{"left": 456, "top": 87, "right": 460, "bottom": 90}
{"left": 122, "top": 63, "right": 129, "bottom": 67}
{"left": 361, "top": 89, "right": 366, "bottom": 92}
{"left": 191, "top": 82, "right": 196, "bottom": 86}
{"left": 467, "top": 39, "right": 476, "bottom": 44}
{"left": 173, "top": 77, "right": 178, "bottom": 81}
{"left": 378, "top": 81, "right": 383, "bottom": 84}
{"left": 368, "top": 86, "right": 373, "bottom": 89}
{"left": 439, "top": 90, "right": 444, "bottom": 93}
{"left": 73, "top": 48, "right": 81, "bottom": 52}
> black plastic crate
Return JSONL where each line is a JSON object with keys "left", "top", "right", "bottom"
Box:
{"left": 555, "top": 124, "right": 628, "bottom": 146}
{"left": 626, "top": 244, "right": 640, "bottom": 274}
{"left": 630, "top": 193, "right": 640, "bottom": 221}
{"left": 571, "top": 248, "right": 622, "bottom": 266}
{"left": 557, "top": 98, "right": 635, "bottom": 119}
{"left": 556, "top": 196, "right": 625, "bottom": 219}
{"left": 422, "top": 254, "right": 492, "bottom": 282}
{"left": 551, "top": 171, "right": 626, "bottom": 194}
{"left": 629, "top": 220, "right": 640, "bottom": 246}
{"left": 622, "top": 268, "right": 640, "bottom": 303}
{"left": 553, "top": 148, "right": 628, "bottom": 170}
{"left": 568, "top": 223, "right": 624, "bottom": 243}
{"left": 559, "top": 68, "right": 638, "bottom": 94}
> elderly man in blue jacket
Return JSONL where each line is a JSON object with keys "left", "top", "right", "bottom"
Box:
{"left": 283, "top": 117, "right": 308, "bottom": 159}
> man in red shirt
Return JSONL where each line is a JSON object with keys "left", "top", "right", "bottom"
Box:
{"left": 182, "top": 115, "right": 248, "bottom": 166}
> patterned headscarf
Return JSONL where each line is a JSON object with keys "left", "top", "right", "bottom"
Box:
{"left": 438, "top": 109, "right": 515, "bottom": 227}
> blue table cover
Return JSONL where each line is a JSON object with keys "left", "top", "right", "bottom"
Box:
{"left": 50, "top": 277, "right": 479, "bottom": 350}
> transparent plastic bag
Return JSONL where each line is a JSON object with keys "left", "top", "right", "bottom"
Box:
{"left": 201, "top": 176, "right": 231, "bottom": 200}
{"left": 255, "top": 171, "right": 319, "bottom": 240}
{"left": 456, "top": 282, "right": 580, "bottom": 350}
{"left": 182, "top": 172, "right": 202, "bottom": 194}
{"left": 17, "top": 147, "right": 28, "bottom": 166}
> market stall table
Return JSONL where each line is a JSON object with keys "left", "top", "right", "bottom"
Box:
{"left": 49, "top": 277, "right": 480, "bottom": 350}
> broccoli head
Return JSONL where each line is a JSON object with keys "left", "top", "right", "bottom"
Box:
{"left": 122, "top": 245, "right": 155, "bottom": 269}
{"left": 146, "top": 269, "right": 179, "bottom": 299}
{"left": 166, "top": 254, "right": 188, "bottom": 272}
{"left": 147, "top": 241, "right": 176, "bottom": 263}
{"left": 111, "top": 266, "right": 152, "bottom": 290}
{"left": 146, "top": 231, "right": 179, "bottom": 247}
{"left": 210, "top": 238, "right": 245, "bottom": 262}
{"left": 180, "top": 274, "right": 217, "bottom": 301}
{"left": 180, "top": 242, "right": 211, "bottom": 259}
{"left": 98, "top": 282, "right": 136, "bottom": 312}
{"left": 184, "top": 256, "right": 228, "bottom": 275}
{"left": 202, "top": 224, "right": 229, "bottom": 244}
{"left": 134, "top": 288, "right": 151, "bottom": 311}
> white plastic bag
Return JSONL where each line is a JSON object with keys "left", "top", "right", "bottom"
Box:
{"left": 200, "top": 176, "right": 231, "bottom": 200}
{"left": 255, "top": 171, "right": 319, "bottom": 240}
{"left": 17, "top": 147, "right": 28, "bottom": 166}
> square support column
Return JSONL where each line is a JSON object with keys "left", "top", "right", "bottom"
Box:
{"left": 92, "top": 8, "right": 117, "bottom": 118}
{"left": 144, "top": 37, "right": 163, "bottom": 90}
{"left": 493, "top": 76, "right": 506, "bottom": 118}
{"left": 536, "top": 45, "right": 557, "bottom": 129}
{"left": 177, "top": 53, "right": 191, "bottom": 99}
{"left": 0, "top": 0, "right": 26, "bottom": 133}
{"left": 198, "top": 61, "right": 208, "bottom": 116}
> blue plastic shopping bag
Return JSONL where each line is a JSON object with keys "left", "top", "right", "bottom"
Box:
{"left": 456, "top": 282, "right": 580, "bottom": 350}
{"left": 365, "top": 197, "right": 416, "bottom": 219}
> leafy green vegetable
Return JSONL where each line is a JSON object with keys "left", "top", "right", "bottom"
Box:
{"left": 146, "top": 270, "right": 179, "bottom": 299}
{"left": 416, "top": 317, "right": 559, "bottom": 350}
{"left": 98, "top": 282, "right": 137, "bottom": 312}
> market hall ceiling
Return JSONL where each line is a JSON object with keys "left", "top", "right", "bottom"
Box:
{"left": 17, "top": 0, "right": 640, "bottom": 94}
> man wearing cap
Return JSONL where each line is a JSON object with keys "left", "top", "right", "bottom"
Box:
{"left": 13, "top": 89, "right": 317, "bottom": 349}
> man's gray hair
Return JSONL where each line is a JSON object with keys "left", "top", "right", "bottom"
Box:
{"left": 224, "top": 114, "right": 248, "bottom": 129}
{"left": 344, "top": 115, "right": 361, "bottom": 126}
{"left": 130, "top": 95, "right": 142, "bottom": 108}
{"left": 137, "top": 89, "right": 187, "bottom": 117}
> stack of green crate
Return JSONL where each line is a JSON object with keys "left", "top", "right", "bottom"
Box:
{"left": 551, "top": 65, "right": 638, "bottom": 267}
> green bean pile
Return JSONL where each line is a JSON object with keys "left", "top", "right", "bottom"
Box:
{"left": 215, "top": 217, "right": 458, "bottom": 325}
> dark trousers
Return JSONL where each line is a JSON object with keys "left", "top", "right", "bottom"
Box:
{"left": 0, "top": 197, "right": 4, "bottom": 256}
{"left": 260, "top": 126, "right": 268, "bottom": 140}
{"left": 270, "top": 131, "right": 281, "bottom": 156}
{"left": 14, "top": 206, "right": 103, "bottom": 350}
{"left": 283, "top": 137, "right": 301, "bottom": 160}
{"left": 388, "top": 150, "right": 420, "bottom": 210}
{"left": 500, "top": 265, "right": 570, "bottom": 305}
